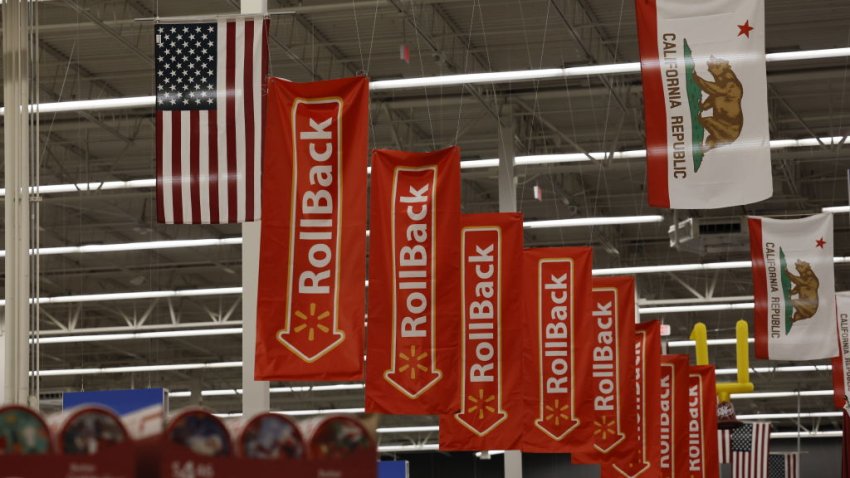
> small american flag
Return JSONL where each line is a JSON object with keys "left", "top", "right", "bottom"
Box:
{"left": 719, "top": 428, "right": 732, "bottom": 463}
{"left": 155, "top": 18, "right": 268, "bottom": 224}
{"left": 732, "top": 422, "right": 772, "bottom": 478}
{"left": 767, "top": 453, "right": 798, "bottom": 478}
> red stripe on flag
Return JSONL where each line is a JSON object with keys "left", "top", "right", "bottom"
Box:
{"left": 171, "top": 114, "right": 183, "bottom": 224}
{"left": 189, "top": 110, "right": 201, "bottom": 224}
{"left": 155, "top": 111, "right": 165, "bottom": 223}
{"left": 208, "top": 111, "right": 220, "bottom": 224}
{"left": 748, "top": 217, "right": 769, "bottom": 359}
{"left": 635, "top": 0, "right": 669, "bottom": 208}
{"left": 225, "top": 21, "right": 237, "bottom": 223}
{"left": 244, "top": 20, "right": 255, "bottom": 221}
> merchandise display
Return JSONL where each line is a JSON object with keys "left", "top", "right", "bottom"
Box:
{"left": 165, "top": 409, "right": 232, "bottom": 457}
{"left": 301, "top": 416, "right": 375, "bottom": 460}
{"left": 231, "top": 412, "right": 306, "bottom": 460}
{"left": 47, "top": 405, "right": 129, "bottom": 455}
{"left": 0, "top": 405, "right": 52, "bottom": 455}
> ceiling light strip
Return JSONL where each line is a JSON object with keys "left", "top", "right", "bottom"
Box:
{"left": 6, "top": 135, "right": 847, "bottom": 199}
{"left": 3, "top": 46, "right": 847, "bottom": 116}
{"left": 37, "top": 362, "right": 829, "bottom": 378}
{"left": 168, "top": 383, "right": 366, "bottom": 398}
{"left": 736, "top": 412, "right": 842, "bottom": 420}
{"left": 34, "top": 327, "right": 243, "bottom": 344}
{"left": 32, "top": 360, "right": 243, "bottom": 377}
{"left": 715, "top": 365, "right": 831, "bottom": 376}
{"left": 730, "top": 390, "right": 833, "bottom": 399}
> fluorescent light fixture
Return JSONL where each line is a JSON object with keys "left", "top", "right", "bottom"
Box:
{"left": 765, "top": 47, "right": 850, "bottom": 62}
{"left": 715, "top": 365, "right": 832, "bottom": 376}
{"left": 731, "top": 390, "right": 833, "bottom": 399}
{"left": 824, "top": 205, "right": 849, "bottom": 213}
{"left": 215, "top": 408, "right": 366, "bottom": 419}
{"left": 639, "top": 302, "right": 754, "bottom": 315}
{"left": 6, "top": 134, "right": 848, "bottom": 198}
{"left": 34, "top": 327, "right": 242, "bottom": 344}
{"left": 771, "top": 431, "right": 843, "bottom": 439}
{"left": 12, "top": 287, "right": 244, "bottom": 307}
{"left": 0, "top": 96, "right": 157, "bottom": 115}
{"left": 736, "top": 412, "right": 842, "bottom": 420}
{"left": 475, "top": 450, "right": 506, "bottom": 458}
{"left": 594, "top": 260, "right": 752, "bottom": 276}
{"left": 1, "top": 46, "right": 843, "bottom": 116}
{"left": 668, "top": 338, "right": 754, "bottom": 348}
{"left": 378, "top": 444, "right": 441, "bottom": 453}
{"left": 524, "top": 215, "right": 664, "bottom": 229}
{"left": 377, "top": 426, "right": 440, "bottom": 434}
{"left": 168, "top": 383, "right": 366, "bottom": 398}
{"left": 34, "top": 361, "right": 242, "bottom": 377}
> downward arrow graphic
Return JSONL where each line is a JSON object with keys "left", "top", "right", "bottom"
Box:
{"left": 384, "top": 343, "right": 442, "bottom": 399}
{"left": 278, "top": 302, "right": 345, "bottom": 362}
{"left": 535, "top": 397, "right": 580, "bottom": 440}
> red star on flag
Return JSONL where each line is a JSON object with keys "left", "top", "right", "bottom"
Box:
{"left": 816, "top": 237, "right": 826, "bottom": 248}
{"left": 737, "top": 20, "right": 754, "bottom": 38}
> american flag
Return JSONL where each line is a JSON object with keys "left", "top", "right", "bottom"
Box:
{"left": 731, "top": 422, "right": 772, "bottom": 478}
{"left": 155, "top": 18, "right": 268, "bottom": 224}
{"left": 767, "top": 453, "right": 798, "bottom": 478}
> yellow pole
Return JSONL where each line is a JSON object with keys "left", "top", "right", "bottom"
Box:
{"left": 736, "top": 320, "right": 750, "bottom": 385}
{"left": 690, "top": 322, "right": 709, "bottom": 366}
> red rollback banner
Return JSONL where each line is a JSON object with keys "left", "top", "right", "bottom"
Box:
{"left": 572, "top": 276, "right": 638, "bottom": 463}
{"left": 659, "top": 355, "right": 690, "bottom": 478}
{"left": 687, "top": 365, "right": 719, "bottom": 478}
{"left": 365, "top": 147, "right": 461, "bottom": 414}
{"left": 520, "top": 247, "right": 593, "bottom": 453}
{"left": 603, "top": 320, "right": 662, "bottom": 478}
{"left": 439, "top": 213, "right": 524, "bottom": 451}
{"left": 255, "top": 77, "right": 369, "bottom": 381}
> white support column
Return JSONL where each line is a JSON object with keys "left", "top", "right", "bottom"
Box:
{"left": 241, "top": 0, "right": 270, "bottom": 416}
{"left": 2, "top": 0, "right": 32, "bottom": 406}
{"left": 497, "top": 106, "right": 521, "bottom": 478}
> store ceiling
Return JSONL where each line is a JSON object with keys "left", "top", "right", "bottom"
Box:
{"left": 3, "top": 0, "right": 850, "bottom": 447}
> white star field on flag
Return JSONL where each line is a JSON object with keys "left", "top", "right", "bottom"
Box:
{"left": 155, "top": 23, "right": 217, "bottom": 110}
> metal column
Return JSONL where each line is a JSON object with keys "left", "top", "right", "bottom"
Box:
{"left": 497, "top": 106, "right": 517, "bottom": 213}
{"left": 2, "top": 0, "right": 33, "bottom": 406}
{"left": 241, "top": 0, "right": 270, "bottom": 416}
{"left": 497, "top": 106, "right": 521, "bottom": 477}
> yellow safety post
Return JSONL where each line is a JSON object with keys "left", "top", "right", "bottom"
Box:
{"left": 690, "top": 322, "right": 709, "bottom": 366}
{"left": 700, "top": 320, "right": 754, "bottom": 401}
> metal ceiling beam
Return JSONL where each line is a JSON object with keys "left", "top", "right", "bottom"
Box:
{"left": 548, "top": 0, "right": 633, "bottom": 116}
{"left": 60, "top": 0, "right": 153, "bottom": 66}
{"left": 386, "top": 0, "right": 500, "bottom": 121}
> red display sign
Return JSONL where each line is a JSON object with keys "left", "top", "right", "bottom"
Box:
{"left": 440, "top": 213, "right": 524, "bottom": 451}
{"left": 572, "top": 276, "right": 638, "bottom": 464}
{"left": 603, "top": 320, "right": 662, "bottom": 478}
{"left": 687, "top": 365, "right": 719, "bottom": 478}
{"left": 660, "top": 355, "right": 689, "bottom": 478}
{"left": 255, "top": 76, "right": 368, "bottom": 381}
{"left": 365, "top": 147, "right": 461, "bottom": 414}
{"left": 521, "top": 247, "right": 593, "bottom": 453}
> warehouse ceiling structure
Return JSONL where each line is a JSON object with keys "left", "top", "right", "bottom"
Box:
{"left": 3, "top": 0, "right": 850, "bottom": 450}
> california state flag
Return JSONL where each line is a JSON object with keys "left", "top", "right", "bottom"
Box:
{"left": 636, "top": 0, "right": 772, "bottom": 209}
{"left": 748, "top": 213, "right": 837, "bottom": 360}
